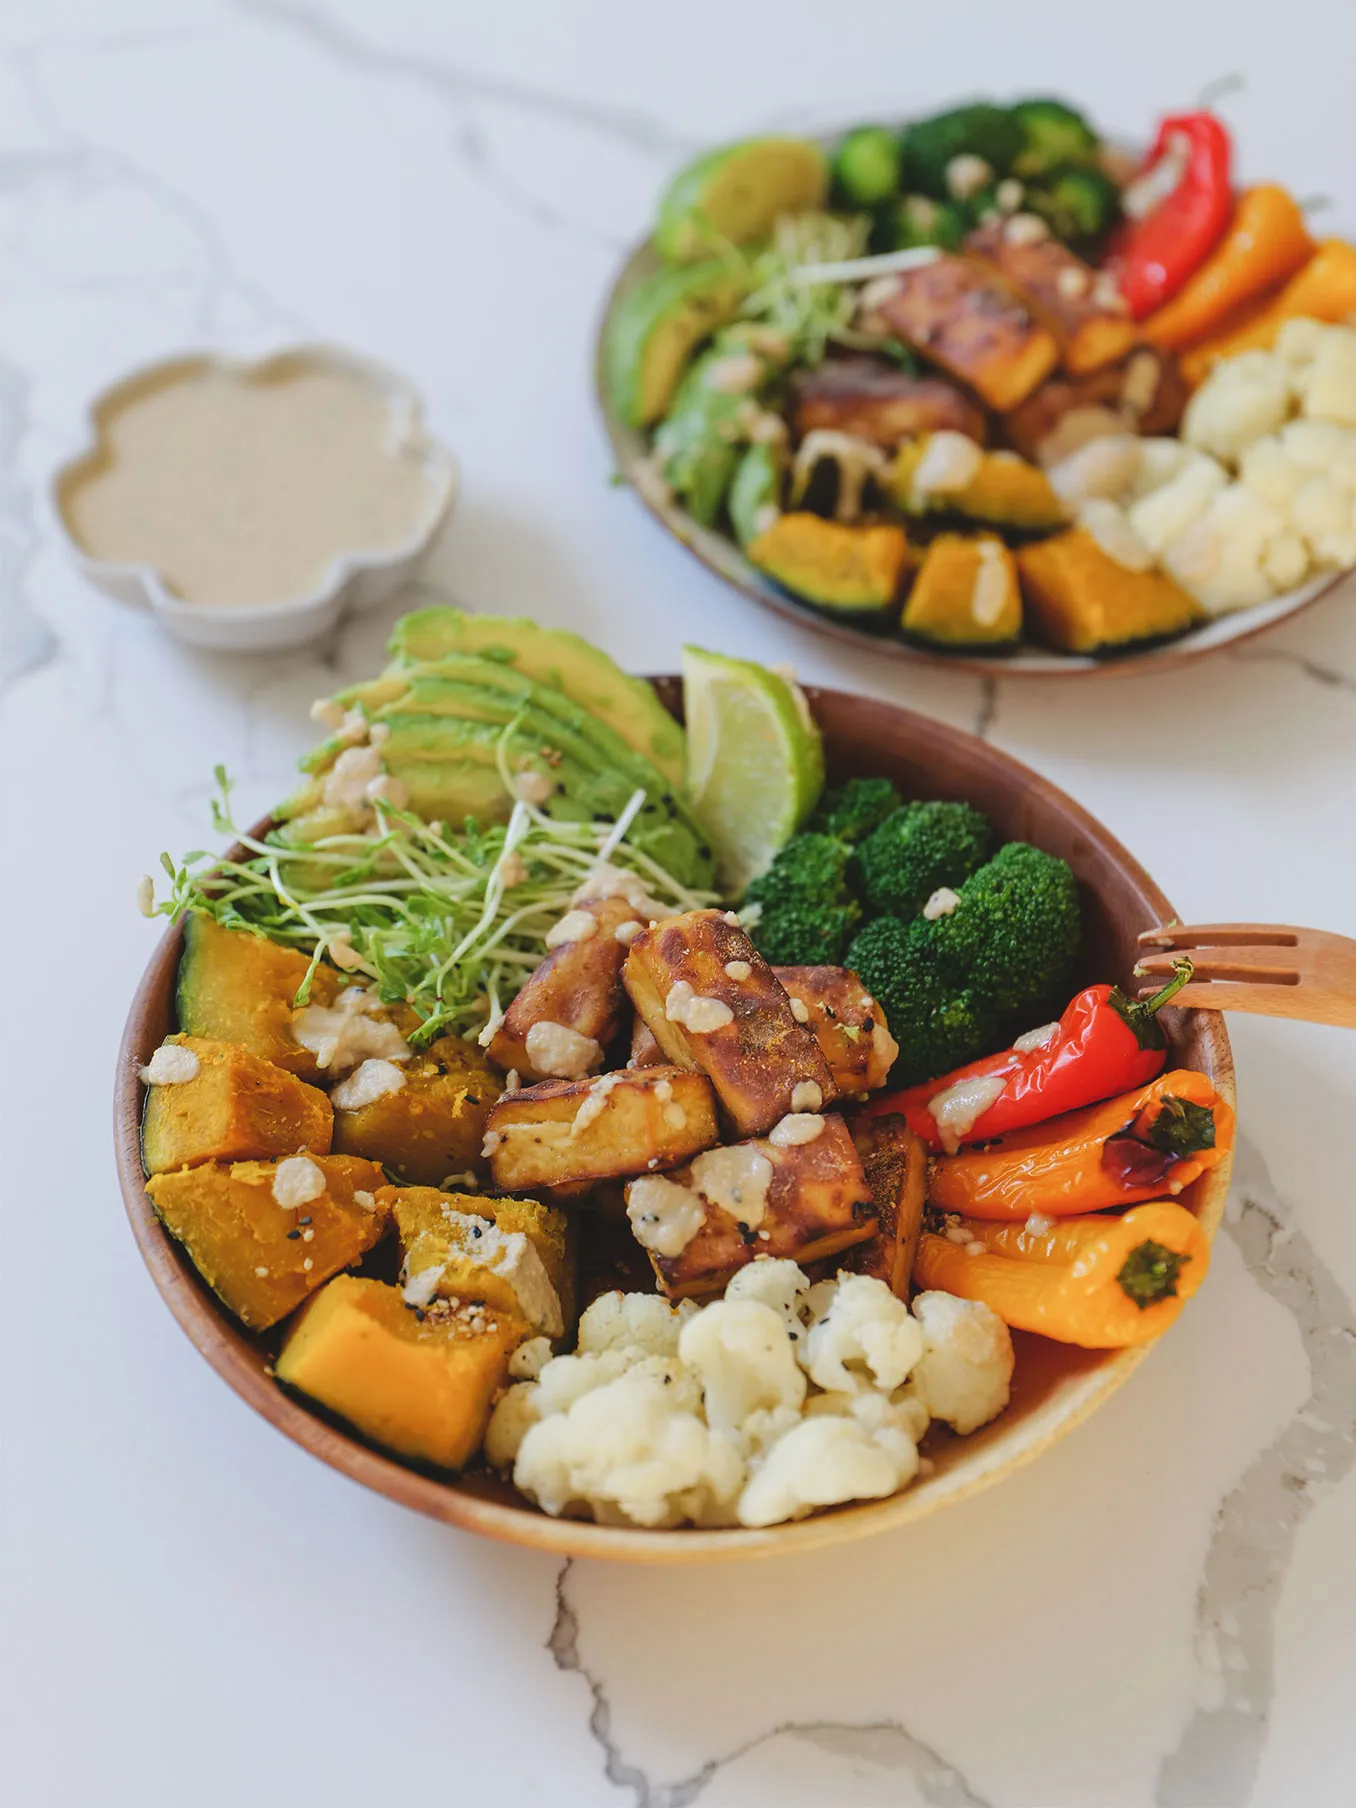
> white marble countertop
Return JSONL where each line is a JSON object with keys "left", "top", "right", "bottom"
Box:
{"left": 3, "top": 5, "right": 1355, "bottom": 1804}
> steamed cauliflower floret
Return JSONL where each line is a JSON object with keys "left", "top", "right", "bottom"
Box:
{"left": 1046, "top": 434, "right": 1143, "bottom": 507}
{"left": 804, "top": 1386, "right": 930, "bottom": 1449}
{"left": 1128, "top": 453, "right": 1227, "bottom": 556}
{"left": 1129, "top": 438, "right": 1199, "bottom": 498}
{"left": 1279, "top": 419, "right": 1356, "bottom": 486}
{"left": 484, "top": 1381, "right": 542, "bottom": 1469}
{"left": 1275, "top": 316, "right": 1331, "bottom": 372}
{"left": 678, "top": 1299, "right": 806, "bottom": 1433}
{"left": 1163, "top": 484, "right": 1294, "bottom": 614}
{"left": 911, "top": 1291, "right": 1014, "bottom": 1435}
{"left": 736, "top": 1413, "right": 919, "bottom": 1528}
{"left": 513, "top": 1366, "right": 746, "bottom": 1528}
{"left": 1289, "top": 473, "right": 1356, "bottom": 568}
{"left": 575, "top": 1289, "right": 695, "bottom": 1361}
{"left": 800, "top": 1273, "right": 925, "bottom": 1395}
{"left": 725, "top": 1258, "right": 811, "bottom": 1344}
{"left": 1182, "top": 350, "right": 1292, "bottom": 463}
{"left": 508, "top": 1336, "right": 553, "bottom": 1382}
{"left": 1295, "top": 324, "right": 1356, "bottom": 426}
{"left": 1239, "top": 436, "right": 1308, "bottom": 510}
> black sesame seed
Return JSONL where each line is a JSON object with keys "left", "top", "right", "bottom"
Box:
{"left": 299, "top": 1216, "right": 312, "bottom": 1226}
{"left": 862, "top": 1016, "right": 875, "bottom": 1033}
{"left": 465, "top": 1095, "right": 479, "bottom": 1105}
{"left": 286, "top": 1229, "right": 301, "bottom": 1241}
{"left": 471, "top": 1224, "right": 482, "bottom": 1237}
{"left": 414, "top": 1308, "right": 426, "bottom": 1322}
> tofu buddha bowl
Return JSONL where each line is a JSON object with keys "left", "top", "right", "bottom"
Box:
{"left": 116, "top": 609, "right": 1233, "bottom": 1558}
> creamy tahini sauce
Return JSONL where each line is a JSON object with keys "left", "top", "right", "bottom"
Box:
{"left": 63, "top": 357, "right": 435, "bottom": 607}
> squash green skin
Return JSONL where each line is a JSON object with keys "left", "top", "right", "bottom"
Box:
{"left": 748, "top": 512, "right": 908, "bottom": 627}
{"left": 176, "top": 915, "right": 339, "bottom": 1081}
{"left": 604, "top": 260, "right": 747, "bottom": 428}
{"left": 655, "top": 136, "right": 829, "bottom": 263}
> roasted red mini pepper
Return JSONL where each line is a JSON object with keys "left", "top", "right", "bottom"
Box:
{"left": 1109, "top": 111, "right": 1234, "bottom": 319}
{"left": 864, "top": 961, "right": 1193, "bottom": 1153}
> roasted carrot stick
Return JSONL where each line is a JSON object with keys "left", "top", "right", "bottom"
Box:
{"left": 927, "top": 1069, "right": 1234, "bottom": 1220}
{"left": 1144, "top": 185, "right": 1314, "bottom": 352}
{"left": 914, "top": 1201, "right": 1211, "bottom": 1347}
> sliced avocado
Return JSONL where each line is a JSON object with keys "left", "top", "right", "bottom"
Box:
{"left": 604, "top": 259, "right": 747, "bottom": 430}
{"left": 385, "top": 609, "right": 687, "bottom": 788}
{"left": 728, "top": 442, "right": 784, "bottom": 547}
{"left": 655, "top": 136, "right": 828, "bottom": 263}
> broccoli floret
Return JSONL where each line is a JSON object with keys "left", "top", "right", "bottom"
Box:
{"left": 744, "top": 832, "right": 854, "bottom": 911}
{"left": 1027, "top": 165, "right": 1120, "bottom": 246}
{"left": 808, "top": 775, "right": 901, "bottom": 844}
{"left": 846, "top": 914, "right": 998, "bottom": 1085}
{"left": 1011, "top": 98, "right": 1100, "bottom": 178}
{"left": 875, "top": 191, "right": 971, "bottom": 253}
{"left": 832, "top": 125, "right": 902, "bottom": 209}
{"left": 854, "top": 800, "right": 994, "bottom": 919}
{"left": 752, "top": 898, "right": 862, "bottom": 967}
{"left": 961, "top": 840, "right": 1081, "bottom": 1016}
{"left": 843, "top": 836, "right": 1080, "bottom": 1085}
{"left": 900, "top": 104, "right": 1023, "bottom": 200}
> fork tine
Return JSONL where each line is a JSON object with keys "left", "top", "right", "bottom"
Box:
{"left": 1136, "top": 946, "right": 1301, "bottom": 984}
{"left": 1134, "top": 980, "right": 1314, "bottom": 1019}
{"left": 1137, "top": 922, "right": 1300, "bottom": 950}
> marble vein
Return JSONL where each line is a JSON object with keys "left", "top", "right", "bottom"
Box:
{"left": 973, "top": 675, "right": 998, "bottom": 741}
{"left": 1229, "top": 644, "right": 1356, "bottom": 699}
{"left": 548, "top": 1559, "right": 992, "bottom": 1808}
{"left": 1156, "top": 1132, "right": 1356, "bottom": 1808}
{"left": 226, "top": 0, "right": 696, "bottom": 157}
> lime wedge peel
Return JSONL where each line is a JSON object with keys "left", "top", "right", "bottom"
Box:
{"left": 680, "top": 646, "right": 825, "bottom": 895}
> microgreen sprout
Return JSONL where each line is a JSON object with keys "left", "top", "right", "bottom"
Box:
{"left": 147, "top": 758, "right": 718, "bottom": 1045}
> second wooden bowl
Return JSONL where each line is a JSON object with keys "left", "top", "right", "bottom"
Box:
{"left": 114, "top": 683, "right": 1234, "bottom": 1560}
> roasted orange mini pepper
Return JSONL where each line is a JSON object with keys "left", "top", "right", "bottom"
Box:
{"left": 914, "top": 1201, "right": 1211, "bottom": 1347}
{"left": 1180, "top": 238, "right": 1356, "bottom": 385}
{"left": 927, "top": 1069, "right": 1234, "bottom": 1220}
{"left": 1144, "top": 185, "right": 1315, "bottom": 352}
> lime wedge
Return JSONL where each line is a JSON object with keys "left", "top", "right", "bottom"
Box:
{"left": 681, "top": 646, "right": 824, "bottom": 894}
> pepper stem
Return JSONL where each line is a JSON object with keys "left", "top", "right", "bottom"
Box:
{"left": 1117, "top": 1239, "right": 1190, "bottom": 1309}
{"left": 1111, "top": 957, "right": 1195, "bottom": 1051}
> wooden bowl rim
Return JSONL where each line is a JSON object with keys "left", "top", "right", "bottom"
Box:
{"left": 594, "top": 233, "right": 1346, "bottom": 679}
{"left": 114, "top": 684, "right": 1234, "bottom": 1562}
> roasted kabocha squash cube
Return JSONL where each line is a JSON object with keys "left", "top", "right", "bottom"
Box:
{"left": 330, "top": 1034, "right": 499, "bottom": 1186}
{"left": 624, "top": 1113, "right": 875, "bottom": 1299}
{"left": 966, "top": 219, "right": 1138, "bottom": 376}
{"left": 140, "top": 1035, "right": 333, "bottom": 1175}
{"left": 772, "top": 967, "right": 899, "bottom": 1096}
{"left": 276, "top": 1276, "right": 528, "bottom": 1470}
{"left": 892, "top": 436, "right": 1068, "bottom": 532}
{"left": 624, "top": 910, "right": 837, "bottom": 1137}
{"left": 483, "top": 1065, "right": 719, "bottom": 1195}
{"left": 863, "top": 254, "right": 1060, "bottom": 412}
{"left": 747, "top": 513, "right": 909, "bottom": 625}
{"left": 385, "top": 1185, "right": 575, "bottom": 1339}
{"left": 176, "top": 915, "right": 342, "bottom": 1082}
{"left": 145, "top": 1152, "right": 388, "bottom": 1330}
{"left": 489, "top": 892, "right": 646, "bottom": 1080}
{"left": 840, "top": 1113, "right": 927, "bottom": 1298}
{"left": 903, "top": 533, "right": 1023, "bottom": 647}
{"left": 1016, "top": 529, "right": 1204, "bottom": 653}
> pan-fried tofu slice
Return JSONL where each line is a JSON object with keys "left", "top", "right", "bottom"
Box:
{"left": 488, "top": 893, "right": 646, "bottom": 1080}
{"left": 483, "top": 1065, "right": 718, "bottom": 1194}
{"left": 841, "top": 1113, "right": 927, "bottom": 1299}
{"left": 624, "top": 910, "right": 836, "bottom": 1136}
{"left": 966, "top": 218, "right": 1137, "bottom": 376}
{"left": 861, "top": 254, "right": 1059, "bottom": 413}
{"left": 772, "top": 966, "right": 899, "bottom": 1095}
{"left": 624, "top": 1112, "right": 875, "bottom": 1300}
{"left": 628, "top": 1019, "right": 664, "bottom": 1068}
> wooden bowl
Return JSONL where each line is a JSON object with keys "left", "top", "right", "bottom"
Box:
{"left": 114, "top": 683, "right": 1234, "bottom": 1561}
{"left": 596, "top": 237, "right": 1346, "bottom": 678}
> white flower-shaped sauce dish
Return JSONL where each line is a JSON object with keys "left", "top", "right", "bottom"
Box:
{"left": 52, "top": 345, "right": 459, "bottom": 652}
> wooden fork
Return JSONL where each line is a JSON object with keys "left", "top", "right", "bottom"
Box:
{"left": 1134, "top": 924, "right": 1356, "bottom": 1028}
